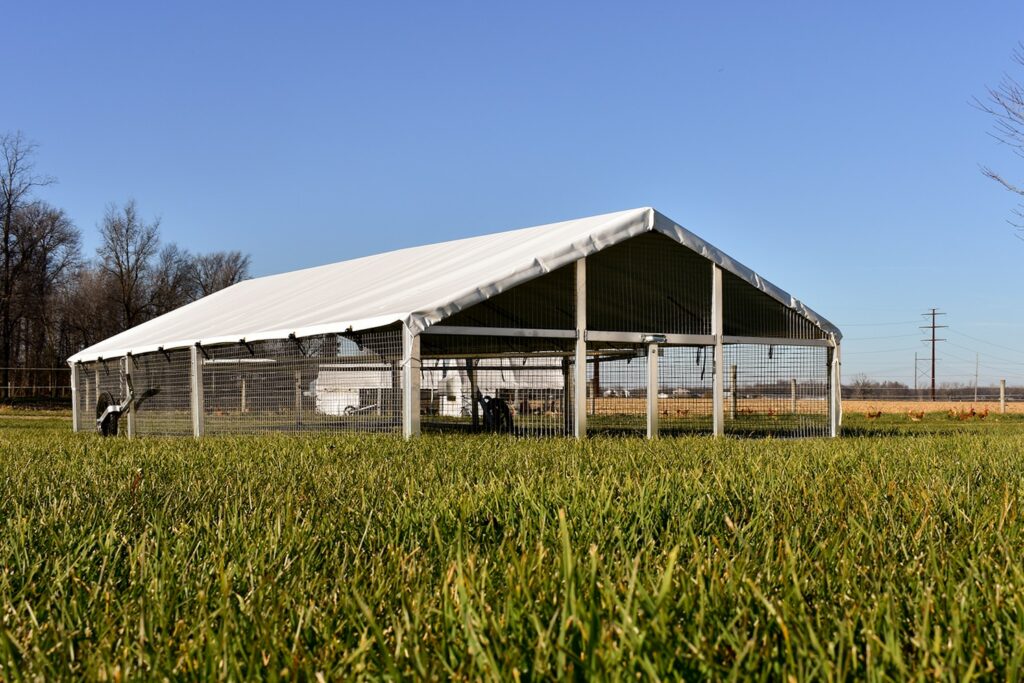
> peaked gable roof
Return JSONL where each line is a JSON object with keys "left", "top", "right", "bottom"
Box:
{"left": 69, "top": 207, "right": 839, "bottom": 363}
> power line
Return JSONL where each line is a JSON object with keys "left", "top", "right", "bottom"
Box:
{"left": 843, "top": 332, "right": 922, "bottom": 341}
{"left": 946, "top": 340, "right": 1024, "bottom": 366}
{"left": 838, "top": 320, "right": 920, "bottom": 327}
{"left": 843, "top": 346, "right": 924, "bottom": 355}
{"left": 948, "top": 329, "right": 1024, "bottom": 356}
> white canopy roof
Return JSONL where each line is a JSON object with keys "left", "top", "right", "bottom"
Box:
{"left": 69, "top": 207, "right": 840, "bottom": 364}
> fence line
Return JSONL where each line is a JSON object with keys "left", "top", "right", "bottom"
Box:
{"left": 1, "top": 367, "right": 72, "bottom": 400}
{"left": 842, "top": 390, "right": 1023, "bottom": 401}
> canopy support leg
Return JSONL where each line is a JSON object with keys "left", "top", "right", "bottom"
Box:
{"left": 402, "top": 325, "right": 421, "bottom": 438}
{"left": 712, "top": 265, "right": 724, "bottom": 437}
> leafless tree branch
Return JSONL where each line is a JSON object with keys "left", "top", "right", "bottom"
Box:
{"left": 978, "top": 44, "right": 1024, "bottom": 236}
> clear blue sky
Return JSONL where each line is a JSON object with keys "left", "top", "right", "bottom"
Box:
{"left": 6, "top": 1, "right": 1024, "bottom": 386}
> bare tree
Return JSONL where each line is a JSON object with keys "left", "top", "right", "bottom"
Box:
{"left": 0, "top": 132, "right": 55, "bottom": 397}
{"left": 191, "top": 250, "right": 250, "bottom": 297}
{"left": 96, "top": 200, "right": 161, "bottom": 328}
{"left": 61, "top": 267, "right": 121, "bottom": 350}
{"left": 0, "top": 133, "right": 254, "bottom": 402}
{"left": 977, "top": 44, "right": 1024, "bottom": 232}
{"left": 94, "top": 200, "right": 251, "bottom": 332}
{"left": 11, "top": 202, "right": 81, "bottom": 390}
{"left": 150, "top": 243, "right": 196, "bottom": 315}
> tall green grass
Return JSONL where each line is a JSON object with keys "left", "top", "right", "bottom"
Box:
{"left": 2, "top": 419, "right": 1024, "bottom": 679}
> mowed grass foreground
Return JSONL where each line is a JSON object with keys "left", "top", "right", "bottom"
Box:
{"left": 2, "top": 416, "right": 1024, "bottom": 679}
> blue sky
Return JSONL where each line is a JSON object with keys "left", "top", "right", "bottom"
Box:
{"left": 5, "top": 1, "right": 1024, "bottom": 386}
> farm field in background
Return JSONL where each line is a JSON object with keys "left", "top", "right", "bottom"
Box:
{"left": 3, "top": 412, "right": 1024, "bottom": 679}
{"left": 844, "top": 399, "right": 1024, "bottom": 415}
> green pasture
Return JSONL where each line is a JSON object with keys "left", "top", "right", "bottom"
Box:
{"left": 2, "top": 410, "right": 1024, "bottom": 679}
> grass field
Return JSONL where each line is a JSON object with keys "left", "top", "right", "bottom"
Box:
{"left": 844, "top": 399, "right": 1024, "bottom": 415}
{"left": 3, "top": 412, "right": 1024, "bottom": 679}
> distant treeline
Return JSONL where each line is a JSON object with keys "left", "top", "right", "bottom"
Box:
{"left": 1, "top": 131, "right": 250, "bottom": 400}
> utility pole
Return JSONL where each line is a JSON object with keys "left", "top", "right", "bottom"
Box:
{"left": 914, "top": 352, "right": 931, "bottom": 399}
{"left": 920, "top": 308, "right": 946, "bottom": 401}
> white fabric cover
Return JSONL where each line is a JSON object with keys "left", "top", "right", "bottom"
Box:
{"left": 69, "top": 207, "right": 840, "bottom": 363}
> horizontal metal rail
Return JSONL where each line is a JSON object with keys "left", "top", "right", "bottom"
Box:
{"left": 422, "top": 325, "right": 576, "bottom": 339}
{"left": 723, "top": 335, "right": 834, "bottom": 348}
{"left": 586, "top": 331, "right": 716, "bottom": 346}
{"left": 421, "top": 327, "right": 832, "bottom": 348}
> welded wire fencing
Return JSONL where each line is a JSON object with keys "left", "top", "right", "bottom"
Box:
{"left": 71, "top": 330, "right": 836, "bottom": 438}
{"left": 200, "top": 330, "right": 404, "bottom": 435}
{"left": 586, "top": 346, "right": 648, "bottom": 436}
{"left": 658, "top": 346, "right": 715, "bottom": 435}
{"left": 420, "top": 356, "right": 572, "bottom": 437}
{"left": 132, "top": 350, "right": 193, "bottom": 436}
{"left": 722, "top": 344, "right": 830, "bottom": 438}
{"left": 420, "top": 333, "right": 575, "bottom": 437}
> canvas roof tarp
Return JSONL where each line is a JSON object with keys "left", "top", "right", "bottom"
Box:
{"left": 69, "top": 207, "right": 840, "bottom": 364}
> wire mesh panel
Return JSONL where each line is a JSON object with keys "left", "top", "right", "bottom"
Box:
{"left": 586, "top": 346, "right": 648, "bottom": 436}
{"left": 74, "top": 364, "right": 94, "bottom": 432}
{"left": 202, "top": 328, "right": 403, "bottom": 435}
{"left": 722, "top": 270, "right": 828, "bottom": 340}
{"left": 587, "top": 232, "right": 712, "bottom": 335}
{"left": 722, "top": 343, "right": 829, "bottom": 437}
{"left": 420, "top": 335, "right": 574, "bottom": 437}
{"left": 131, "top": 350, "right": 193, "bottom": 436}
{"left": 436, "top": 263, "right": 575, "bottom": 330}
{"left": 74, "top": 360, "right": 126, "bottom": 432}
{"left": 657, "top": 346, "right": 714, "bottom": 435}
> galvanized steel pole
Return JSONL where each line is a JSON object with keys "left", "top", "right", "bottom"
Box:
{"left": 711, "top": 265, "right": 724, "bottom": 437}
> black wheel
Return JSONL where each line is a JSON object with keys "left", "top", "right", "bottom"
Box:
{"left": 96, "top": 392, "right": 119, "bottom": 437}
{"left": 101, "top": 412, "right": 119, "bottom": 437}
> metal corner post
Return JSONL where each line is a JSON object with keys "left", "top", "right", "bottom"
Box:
{"left": 125, "top": 354, "right": 135, "bottom": 439}
{"left": 190, "top": 344, "right": 205, "bottom": 438}
{"left": 402, "top": 324, "right": 421, "bottom": 438}
{"left": 70, "top": 363, "right": 79, "bottom": 432}
{"left": 711, "top": 264, "right": 724, "bottom": 436}
{"left": 646, "top": 343, "right": 659, "bottom": 439}
{"left": 573, "top": 258, "right": 587, "bottom": 438}
{"left": 829, "top": 341, "right": 842, "bottom": 437}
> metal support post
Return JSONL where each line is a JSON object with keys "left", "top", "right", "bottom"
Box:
{"left": 790, "top": 378, "right": 798, "bottom": 414}
{"left": 190, "top": 344, "right": 205, "bottom": 438}
{"left": 1001, "top": 378, "right": 1007, "bottom": 414}
{"left": 829, "top": 343, "right": 841, "bottom": 437}
{"left": 70, "top": 363, "right": 79, "bottom": 433}
{"left": 573, "top": 258, "right": 587, "bottom": 438}
{"left": 402, "top": 325, "right": 421, "bottom": 438}
{"left": 125, "top": 354, "right": 135, "bottom": 438}
{"left": 646, "top": 343, "right": 659, "bottom": 439}
{"left": 711, "top": 265, "right": 724, "bottom": 436}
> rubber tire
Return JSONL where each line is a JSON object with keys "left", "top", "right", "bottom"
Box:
{"left": 96, "top": 392, "right": 119, "bottom": 437}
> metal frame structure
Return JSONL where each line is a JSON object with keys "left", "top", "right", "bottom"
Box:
{"left": 70, "top": 208, "right": 842, "bottom": 439}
